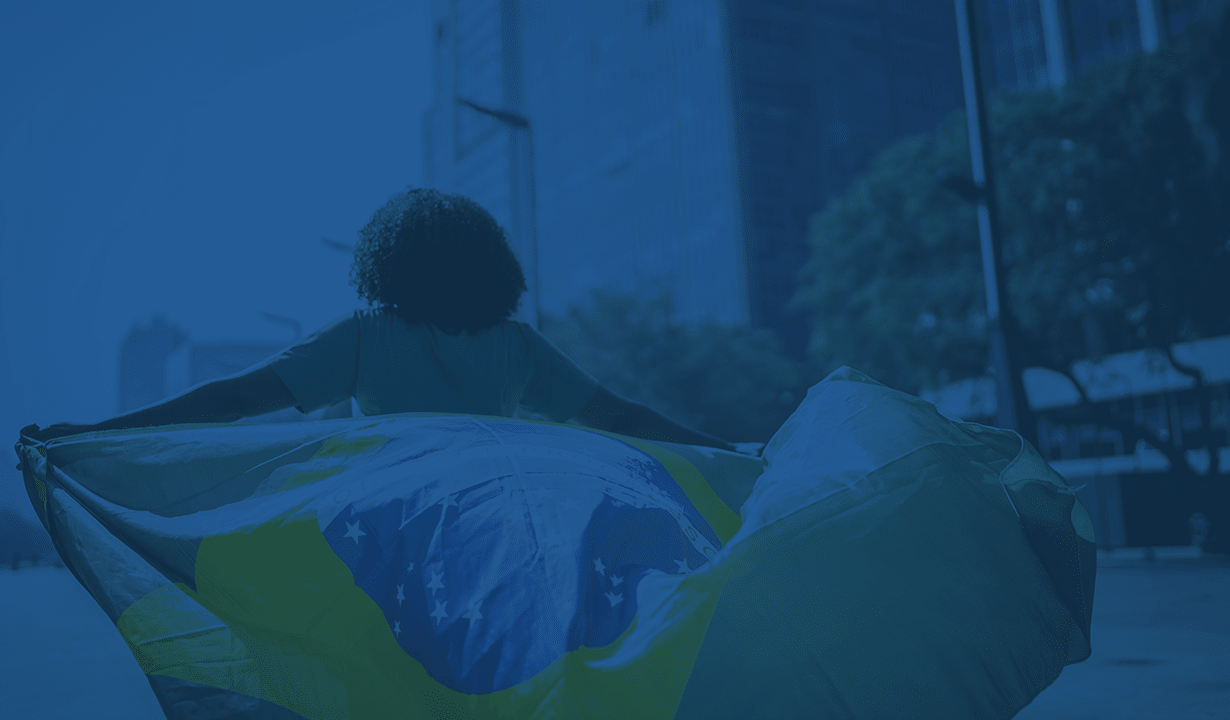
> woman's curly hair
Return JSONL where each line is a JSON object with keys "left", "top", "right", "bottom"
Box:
{"left": 350, "top": 188, "right": 527, "bottom": 334}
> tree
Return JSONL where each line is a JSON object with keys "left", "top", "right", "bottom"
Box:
{"left": 791, "top": 6, "right": 1230, "bottom": 549}
{"left": 796, "top": 8, "right": 1230, "bottom": 390}
{"left": 540, "top": 290, "right": 807, "bottom": 444}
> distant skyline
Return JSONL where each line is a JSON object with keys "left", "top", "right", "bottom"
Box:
{"left": 0, "top": 0, "right": 433, "bottom": 519}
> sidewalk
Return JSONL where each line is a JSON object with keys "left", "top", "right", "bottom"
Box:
{"left": 1014, "top": 547, "right": 1230, "bottom": 720}
{"left": 0, "top": 566, "right": 165, "bottom": 720}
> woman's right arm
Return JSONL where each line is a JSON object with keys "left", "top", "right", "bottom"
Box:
{"left": 30, "top": 364, "right": 299, "bottom": 442}
{"left": 573, "top": 386, "right": 735, "bottom": 452}
{"left": 96, "top": 363, "right": 299, "bottom": 432}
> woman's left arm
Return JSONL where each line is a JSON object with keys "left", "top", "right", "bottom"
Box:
{"left": 30, "top": 364, "right": 298, "bottom": 441}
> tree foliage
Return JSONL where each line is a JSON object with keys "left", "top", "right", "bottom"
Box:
{"left": 540, "top": 290, "right": 807, "bottom": 444}
{"left": 792, "top": 6, "right": 1230, "bottom": 395}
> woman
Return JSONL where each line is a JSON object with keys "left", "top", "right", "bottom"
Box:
{"left": 27, "top": 188, "right": 737, "bottom": 452}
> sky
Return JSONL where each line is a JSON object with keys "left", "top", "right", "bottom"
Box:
{"left": 0, "top": 0, "right": 434, "bottom": 519}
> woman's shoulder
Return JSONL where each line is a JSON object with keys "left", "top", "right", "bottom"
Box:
{"left": 356, "top": 308, "right": 531, "bottom": 341}
{"left": 350, "top": 307, "right": 418, "bottom": 331}
{"left": 354, "top": 307, "right": 391, "bottom": 322}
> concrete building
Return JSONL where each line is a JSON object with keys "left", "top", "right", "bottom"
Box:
{"left": 118, "top": 316, "right": 191, "bottom": 414}
{"left": 424, "top": 0, "right": 748, "bottom": 336}
{"left": 423, "top": 0, "right": 966, "bottom": 355}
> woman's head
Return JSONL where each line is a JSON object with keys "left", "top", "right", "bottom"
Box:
{"left": 350, "top": 188, "right": 527, "bottom": 333}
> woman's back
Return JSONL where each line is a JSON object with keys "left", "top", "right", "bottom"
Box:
{"left": 265, "top": 309, "right": 601, "bottom": 422}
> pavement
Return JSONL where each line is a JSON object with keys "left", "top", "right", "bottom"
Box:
{"left": 1014, "top": 547, "right": 1230, "bottom": 720}
{"left": 1, "top": 548, "right": 1227, "bottom": 719}
{"left": 0, "top": 566, "right": 166, "bottom": 720}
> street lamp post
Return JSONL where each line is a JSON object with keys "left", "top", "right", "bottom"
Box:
{"left": 952, "top": 0, "right": 1037, "bottom": 448}
{"left": 456, "top": 97, "right": 541, "bottom": 331}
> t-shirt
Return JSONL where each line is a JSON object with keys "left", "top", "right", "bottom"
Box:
{"left": 265, "top": 309, "right": 600, "bottom": 423}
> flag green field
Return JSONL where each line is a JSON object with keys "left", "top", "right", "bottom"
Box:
{"left": 15, "top": 368, "right": 1095, "bottom": 719}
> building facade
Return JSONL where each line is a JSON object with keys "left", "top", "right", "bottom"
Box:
{"left": 725, "top": 0, "right": 965, "bottom": 354}
{"left": 980, "top": 0, "right": 1219, "bottom": 91}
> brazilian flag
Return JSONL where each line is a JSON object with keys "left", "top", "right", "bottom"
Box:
{"left": 15, "top": 368, "right": 1095, "bottom": 719}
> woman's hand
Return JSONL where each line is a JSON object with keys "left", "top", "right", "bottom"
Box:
{"left": 21, "top": 423, "right": 98, "bottom": 444}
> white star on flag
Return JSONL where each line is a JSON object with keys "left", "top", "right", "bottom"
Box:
{"left": 431, "top": 600, "right": 449, "bottom": 626}
{"left": 440, "top": 493, "right": 458, "bottom": 509}
{"left": 396, "top": 584, "right": 404, "bottom": 607}
{"left": 604, "top": 590, "right": 623, "bottom": 607}
{"left": 406, "top": 561, "right": 415, "bottom": 573}
{"left": 427, "top": 570, "right": 445, "bottom": 595}
{"left": 593, "top": 557, "right": 606, "bottom": 575}
{"left": 393, "top": 620, "right": 401, "bottom": 637}
{"left": 674, "top": 558, "right": 690, "bottom": 574}
{"left": 344, "top": 521, "right": 366, "bottom": 544}
{"left": 610, "top": 574, "right": 624, "bottom": 587}
{"left": 464, "top": 601, "right": 483, "bottom": 622}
